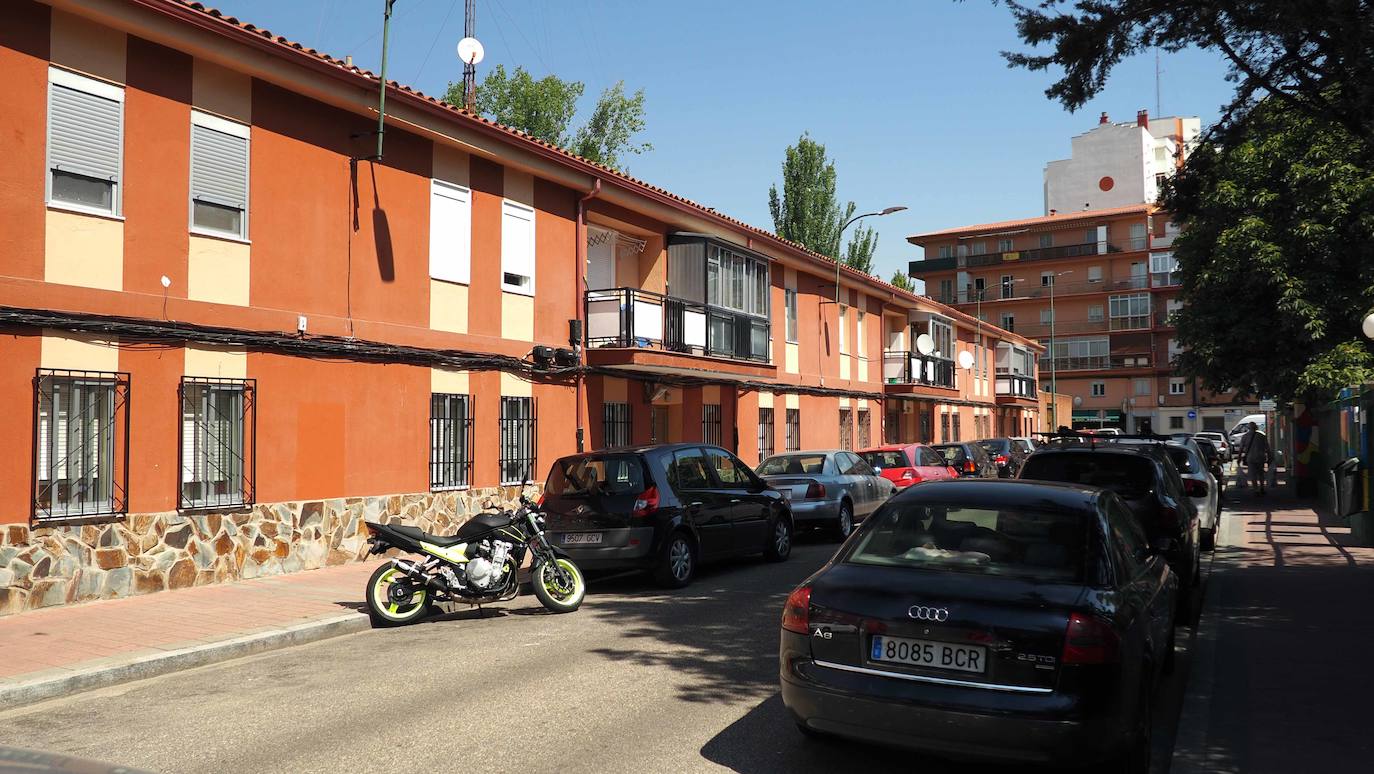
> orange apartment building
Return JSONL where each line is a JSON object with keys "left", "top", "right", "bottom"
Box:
{"left": 0, "top": 0, "right": 1042, "bottom": 614}
{"left": 908, "top": 204, "right": 1244, "bottom": 433}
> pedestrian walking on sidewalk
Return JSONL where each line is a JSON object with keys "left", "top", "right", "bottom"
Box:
{"left": 1240, "top": 422, "right": 1271, "bottom": 496}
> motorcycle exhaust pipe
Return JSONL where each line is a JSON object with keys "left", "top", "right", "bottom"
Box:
{"left": 391, "top": 558, "right": 449, "bottom": 592}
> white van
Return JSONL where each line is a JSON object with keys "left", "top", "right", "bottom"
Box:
{"left": 1228, "top": 413, "right": 1267, "bottom": 448}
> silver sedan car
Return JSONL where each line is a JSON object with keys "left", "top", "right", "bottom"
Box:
{"left": 755, "top": 450, "right": 896, "bottom": 540}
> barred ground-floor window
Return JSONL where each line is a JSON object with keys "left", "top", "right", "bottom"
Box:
{"left": 180, "top": 377, "right": 256, "bottom": 510}
{"left": 839, "top": 408, "right": 853, "bottom": 450}
{"left": 702, "top": 404, "right": 722, "bottom": 446}
{"left": 603, "top": 401, "right": 631, "bottom": 448}
{"left": 34, "top": 369, "right": 130, "bottom": 520}
{"left": 857, "top": 409, "right": 871, "bottom": 449}
{"left": 758, "top": 407, "right": 775, "bottom": 461}
{"left": 431, "top": 393, "right": 473, "bottom": 490}
{"left": 785, "top": 408, "right": 800, "bottom": 452}
{"left": 500, "top": 397, "right": 537, "bottom": 485}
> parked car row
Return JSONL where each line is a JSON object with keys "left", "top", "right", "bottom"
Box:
{"left": 781, "top": 429, "right": 1224, "bottom": 772}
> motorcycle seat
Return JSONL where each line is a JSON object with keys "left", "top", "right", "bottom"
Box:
{"left": 390, "top": 525, "right": 465, "bottom": 547}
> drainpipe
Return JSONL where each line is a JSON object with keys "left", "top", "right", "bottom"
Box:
{"left": 575, "top": 178, "right": 603, "bottom": 452}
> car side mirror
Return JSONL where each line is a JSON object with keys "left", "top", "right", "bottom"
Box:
{"left": 1150, "top": 537, "right": 1175, "bottom": 555}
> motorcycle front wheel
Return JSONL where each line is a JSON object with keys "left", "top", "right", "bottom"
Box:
{"left": 532, "top": 557, "right": 586, "bottom": 613}
{"left": 365, "top": 564, "right": 431, "bottom": 627}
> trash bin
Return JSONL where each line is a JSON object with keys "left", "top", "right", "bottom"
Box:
{"left": 1332, "top": 457, "right": 1361, "bottom": 517}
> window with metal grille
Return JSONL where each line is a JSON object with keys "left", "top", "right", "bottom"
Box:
{"left": 857, "top": 409, "right": 871, "bottom": 449}
{"left": 430, "top": 393, "right": 473, "bottom": 490}
{"left": 952, "top": 413, "right": 962, "bottom": 441}
{"left": 499, "top": 397, "right": 537, "bottom": 485}
{"left": 651, "top": 406, "right": 669, "bottom": 443}
{"left": 34, "top": 369, "right": 129, "bottom": 520}
{"left": 839, "top": 408, "right": 853, "bottom": 450}
{"left": 702, "top": 404, "right": 722, "bottom": 446}
{"left": 921, "top": 411, "right": 932, "bottom": 444}
{"left": 785, "top": 408, "right": 800, "bottom": 452}
{"left": 940, "top": 413, "right": 950, "bottom": 443}
{"left": 758, "top": 407, "right": 775, "bottom": 461}
{"left": 603, "top": 401, "right": 631, "bottom": 448}
{"left": 180, "top": 378, "right": 255, "bottom": 510}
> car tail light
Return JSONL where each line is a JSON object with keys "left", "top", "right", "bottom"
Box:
{"left": 900, "top": 470, "right": 916, "bottom": 481}
{"left": 804, "top": 482, "right": 827, "bottom": 499}
{"left": 632, "top": 486, "right": 659, "bottom": 517}
{"left": 1062, "top": 613, "right": 1120, "bottom": 664}
{"left": 964, "top": 460, "right": 976, "bottom": 474}
{"left": 781, "top": 586, "right": 812, "bottom": 634}
{"left": 994, "top": 454, "right": 1008, "bottom": 466}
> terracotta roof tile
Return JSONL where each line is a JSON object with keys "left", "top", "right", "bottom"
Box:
{"left": 907, "top": 204, "right": 1153, "bottom": 243}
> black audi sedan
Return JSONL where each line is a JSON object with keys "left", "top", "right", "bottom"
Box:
{"left": 779, "top": 479, "right": 1177, "bottom": 772}
{"left": 541, "top": 444, "right": 793, "bottom": 588}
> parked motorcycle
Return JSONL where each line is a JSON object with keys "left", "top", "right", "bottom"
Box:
{"left": 362, "top": 495, "right": 586, "bottom": 626}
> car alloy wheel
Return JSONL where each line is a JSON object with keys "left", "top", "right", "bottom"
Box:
{"left": 669, "top": 537, "right": 693, "bottom": 582}
{"left": 774, "top": 519, "right": 791, "bottom": 555}
{"left": 836, "top": 503, "right": 853, "bottom": 540}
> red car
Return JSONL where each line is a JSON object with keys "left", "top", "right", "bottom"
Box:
{"left": 857, "top": 444, "right": 959, "bottom": 490}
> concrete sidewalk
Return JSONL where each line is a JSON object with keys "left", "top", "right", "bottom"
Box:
{"left": 0, "top": 559, "right": 382, "bottom": 708}
{"left": 1171, "top": 481, "right": 1374, "bottom": 773}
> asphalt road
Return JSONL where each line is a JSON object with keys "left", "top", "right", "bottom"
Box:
{"left": 0, "top": 534, "right": 1204, "bottom": 774}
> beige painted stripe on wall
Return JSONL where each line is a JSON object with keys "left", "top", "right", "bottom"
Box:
{"left": 499, "top": 371, "right": 532, "bottom": 398}
{"left": 184, "top": 344, "right": 247, "bottom": 378}
{"left": 604, "top": 378, "right": 628, "bottom": 403}
{"left": 51, "top": 10, "right": 126, "bottom": 83}
{"left": 192, "top": 58, "right": 251, "bottom": 122}
{"left": 431, "top": 368, "right": 470, "bottom": 394}
{"left": 40, "top": 331, "right": 119, "bottom": 372}
{"left": 785, "top": 393, "right": 799, "bottom": 410}
{"left": 757, "top": 391, "right": 773, "bottom": 409}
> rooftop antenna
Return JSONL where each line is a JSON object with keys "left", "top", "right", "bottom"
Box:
{"left": 457, "top": 0, "right": 483, "bottom": 112}
{"left": 1155, "top": 48, "right": 1162, "bottom": 118}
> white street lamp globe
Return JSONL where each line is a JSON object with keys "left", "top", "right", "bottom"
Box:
{"left": 1362, "top": 308, "right": 1374, "bottom": 340}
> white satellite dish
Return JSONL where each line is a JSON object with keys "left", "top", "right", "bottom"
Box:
{"left": 456, "top": 37, "right": 485, "bottom": 65}
{"left": 915, "top": 333, "right": 935, "bottom": 356}
{"left": 958, "top": 350, "right": 975, "bottom": 370}
{"left": 1073, "top": 395, "right": 1083, "bottom": 407}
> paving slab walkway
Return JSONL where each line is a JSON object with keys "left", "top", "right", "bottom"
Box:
{"left": 1171, "top": 477, "right": 1374, "bottom": 773}
{"left": 0, "top": 559, "right": 382, "bottom": 708}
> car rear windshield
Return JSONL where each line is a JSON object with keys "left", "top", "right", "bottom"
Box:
{"left": 545, "top": 455, "right": 646, "bottom": 497}
{"left": 1020, "top": 453, "right": 1155, "bottom": 500}
{"left": 758, "top": 454, "right": 827, "bottom": 476}
{"left": 979, "top": 439, "right": 1011, "bottom": 454}
{"left": 843, "top": 501, "right": 1086, "bottom": 581}
{"left": 1166, "top": 447, "right": 1200, "bottom": 474}
{"left": 932, "top": 445, "right": 968, "bottom": 465}
{"left": 860, "top": 451, "right": 907, "bottom": 470}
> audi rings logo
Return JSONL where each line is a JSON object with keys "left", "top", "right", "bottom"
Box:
{"left": 907, "top": 605, "right": 950, "bottom": 622}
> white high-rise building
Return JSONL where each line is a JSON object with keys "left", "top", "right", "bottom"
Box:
{"left": 1043, "top": 110, "right": 1202, "bottom": 215}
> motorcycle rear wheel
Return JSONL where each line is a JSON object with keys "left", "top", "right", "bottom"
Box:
{"left": 532, "top": 557, "right": 586, "bottom": 613}
{"left": 365, "top": 564, "right": 432, "bottom": 627}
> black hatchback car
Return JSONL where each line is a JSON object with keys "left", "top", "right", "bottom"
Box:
{"left": 930, "top": 442, "right": 998, "bottom": 478}
{"left": 541, "top": 444, "right": 792, "bottom": 588}
{"left": 1019, "top": 441, "right": 1202, "bottom": 620}
{"left": 780, "top": 479, "right": 1177, "bottom": 771}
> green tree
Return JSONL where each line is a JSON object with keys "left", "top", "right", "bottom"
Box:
{"left": 996, "top": 0, "right": 1374, "bottom": 145}
{"left": 768, "top": 133, "right": 876, "bottom": 268}
{"left": 890, "top": 270, "right": 914, "bottom": 292}
{"left": 1166, "top": 99, "right": 1374, "bottom": 401}
{"left": 445, "top": 66, "right": 650, "bottom": 169}
{"left": 570, "top": 81, "right": 652, "bottom": 170}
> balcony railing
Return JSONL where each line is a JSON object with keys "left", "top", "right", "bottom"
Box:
{"left": 1015, "top": 318, "right": 1110, "bottom": 338}
{"left": 1038, "top": 356, "right": 1153, "bottom": 372}
{"left": 936, "top": 275, "right": 1151, "bottom": 305}
{"left": 995, "top": 373, "right": 1037, "bottom": 399}
{"left": 585, "top": 287, "right": 771, "bottom": 363}
{"left": 882, "top": 350, "right": 957, "bottom": 389}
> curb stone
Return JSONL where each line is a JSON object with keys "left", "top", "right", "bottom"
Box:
{"left": 0, "top": 613, "right": 369, "bottom": 711}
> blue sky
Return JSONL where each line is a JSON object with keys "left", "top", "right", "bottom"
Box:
{"left": 209, "top": 0, "right": 1236, "bottom": 283}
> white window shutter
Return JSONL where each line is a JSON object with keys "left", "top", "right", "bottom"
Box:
{"left": 48, "top": 77, "right": 122, "bottom": 185}
{"left": 429, "top": 180, "right": 471, "bottom": 284}
{"left": 190, "top": 121, "right": 249, "bottom": 209}
{"left": 501, "top": 200, "right": 536, "bottom": 294}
